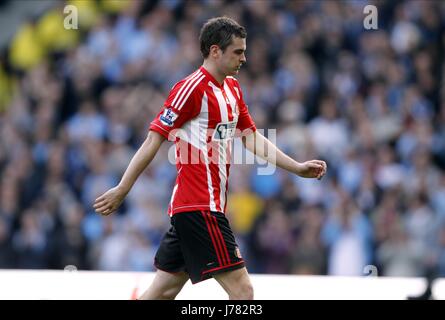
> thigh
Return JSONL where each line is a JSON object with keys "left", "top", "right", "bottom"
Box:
{"left": 139, "top": 269, "right": 189, "bottom": 300}
{"left": 213, "top": 267, "right": 251, "bottom": 293}
{"left": 173, "top": 211, "right": 245, "bottom": 284}
{"left": 151, "top": 269, "right": 189, "bottom": 290}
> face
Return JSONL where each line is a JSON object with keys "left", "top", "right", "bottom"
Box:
{"left": 212, "top": 36, "right": 247, "bottom": 76}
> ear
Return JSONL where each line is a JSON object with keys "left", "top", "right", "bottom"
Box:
{"left": 209, "top": 44, "right": 220, "bottom": 59}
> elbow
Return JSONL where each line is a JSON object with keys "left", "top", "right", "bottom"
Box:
{"left": 147, "top": 131, "right": 166, "bottom": 147}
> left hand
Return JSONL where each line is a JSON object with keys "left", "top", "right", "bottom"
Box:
{"left": 295, "top": 160, "right": 327, "bottom": 179}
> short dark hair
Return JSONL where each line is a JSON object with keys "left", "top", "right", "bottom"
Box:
{"left": 199, "top": 17, "right": 247, "bottom": 58}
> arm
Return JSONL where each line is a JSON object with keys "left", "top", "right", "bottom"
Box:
{"left": 242, "top": 130, "right": 327, "bottom": 179}
{"left": 93, "top": 130, "right": 165, "bottom": 216}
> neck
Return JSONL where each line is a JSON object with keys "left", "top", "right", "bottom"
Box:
{"left": 202, "top": 61, "right": 225, "bottom": 85}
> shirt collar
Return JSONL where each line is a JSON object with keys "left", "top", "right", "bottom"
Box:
{"left": 199, "top": 66, "right": 224, "bottom": 88}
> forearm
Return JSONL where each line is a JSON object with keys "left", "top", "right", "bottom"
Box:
{"left": 118, "top": 131, "right": 165, "bottom": 193}
{"left": 243, "top": 131, "right": 301, "bottom": 175}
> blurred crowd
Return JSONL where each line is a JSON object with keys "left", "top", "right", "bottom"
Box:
{"left": 1, "top": 0, "right": 445, "bottom": 278}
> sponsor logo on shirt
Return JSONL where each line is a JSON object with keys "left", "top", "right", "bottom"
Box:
{"left": 160, "top": 107, "right": 179, "bottom": 127}
{"left": 213, "top": 121, "right": 237, "bottom": 140}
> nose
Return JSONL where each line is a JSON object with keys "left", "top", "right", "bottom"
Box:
{"left": 240, "top": 53, "right": 246, "bottom": 63}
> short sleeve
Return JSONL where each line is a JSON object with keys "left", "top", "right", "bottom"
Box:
{"left": 150, "top": 79, "right": 203, "bottom": 140}
{"left": 233, "top": 81, "right": 256, "bottom": 133}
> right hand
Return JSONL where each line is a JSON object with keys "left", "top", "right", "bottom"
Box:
{"left": 93, "top": 186, "right": 127, "bottom": 216}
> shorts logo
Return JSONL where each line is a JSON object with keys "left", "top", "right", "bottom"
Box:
{"left": 213, "top": 121, "right": 237, "bottom": 140}
{"left": 234, "top": 247, "right": 242, "bottom": 259}
{"left": 160, "top": 108, "right": 178, "bottom": 127}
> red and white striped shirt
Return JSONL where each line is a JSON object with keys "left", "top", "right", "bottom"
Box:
{"left": 150, "top": 66, "right": 256, "bottom": 216}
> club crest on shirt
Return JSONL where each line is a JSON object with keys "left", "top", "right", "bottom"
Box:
{"left": 234, "top": 247, "right": 242, "bottom": 259}
{"left": 160, "top": 107, "right": 179, "bottom": 127}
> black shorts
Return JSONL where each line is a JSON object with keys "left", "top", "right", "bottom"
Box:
{"left": 154, "top": 210, "right": 245, "bottom": 284}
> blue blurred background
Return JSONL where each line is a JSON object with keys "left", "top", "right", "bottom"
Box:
{"left": 0, "top": 0, "right": 444, "bottom": 278}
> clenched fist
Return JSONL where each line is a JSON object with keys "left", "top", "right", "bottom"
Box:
{"left": 295, "top": 160, "right": 327, "bottom": 179}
